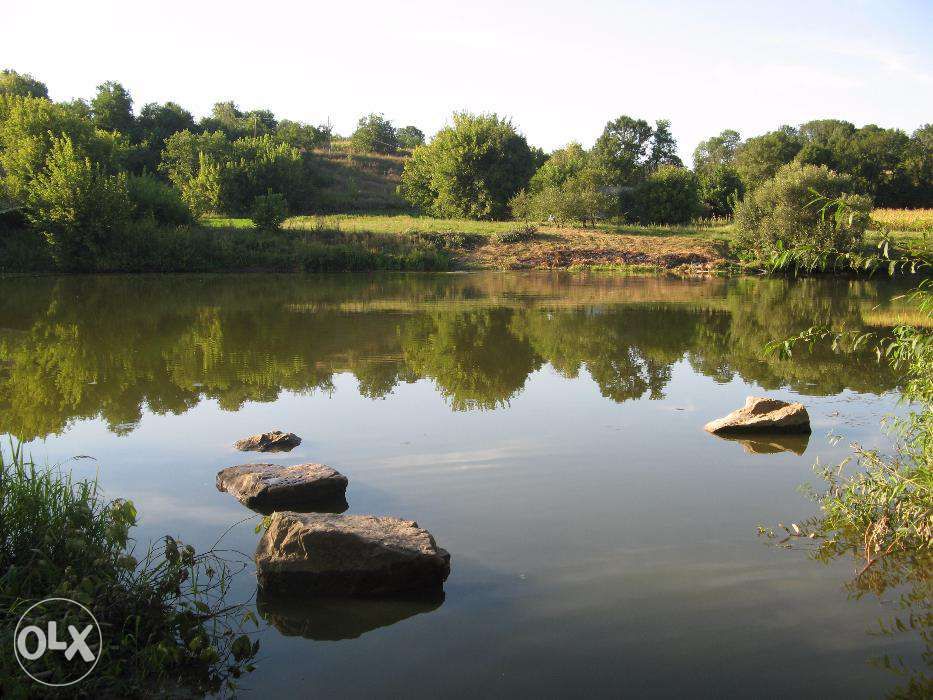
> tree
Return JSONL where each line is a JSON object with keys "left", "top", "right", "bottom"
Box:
{"left": 275, "top": 119, "right": 329, "bottom": 151}
{"left": 398, "top": 112, "right": 535, "bottom": 220}
{"left": 25, "top": 135, "right": 130, "bottom": 270}
{"left": 138, "top": 102, "right": 195, "bottom": 151}
{"left": 647, "top": 119, "right": 683, "bottom": 169}
{"left": 251, "top": 191, "right": 288, "bottom": 231}
{"left": 91, "top": 81, "right": 136, "bottom": 136}
{"left": 902, "top": 124, "right": 933, "bottom": 207}
{"left": 511, "top": 144, "right": 610, "bottom": 225}
{"left": 0, "top": 94, "right": 131, "bottom": 206}
{"left": 351, "top": 113, "right": 399, "bottom": 154}
{"left": 0, "top": 69, "right": 48, "bottom": 99}
{"left": 592, "top": 115, "right": 655, "bottom": 188}
{"left": 630, "top": 166, "right": 701, "bottom": 224}
{"left": 698, "top": 164, "right": 744, "bottom": 217}
{"left": 733, "top": 126, "right": 801, "bottom": 191}
{"left": 733, "top": 162, "right": 871, "bottom": 258}
{"left": 510, "top": 143, "right": 611, "bottom": 225}
{"left": 693, "top": 129, "right": 741, "bottom": 173}
{"left": 396, "top": 125, "right": 425, "bottom": 149}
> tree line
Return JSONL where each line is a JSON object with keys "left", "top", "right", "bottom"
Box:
{"left": 1, "top": 67, "right": 930, "bottom": 271}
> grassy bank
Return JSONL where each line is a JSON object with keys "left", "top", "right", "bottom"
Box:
{"left": 0, "top": 219, "right": 452, "bottom": 274}
{"left": 0, "top": 446, "right": 258, "bottom": 695}
{"left": 3, "top": 209, "right": 928, "bottom": 275}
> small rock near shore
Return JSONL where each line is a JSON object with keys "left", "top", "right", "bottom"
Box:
{"left": 256, "top": 512, "right": 451, "bottom": 596}
{"left": 217, "top": 463, "right": 347, "bottom": 511}
{"left": 704, "top": 396, "right": 811, "bottom": 435}
{"left": 234, "top": 430, "right": 301, "bottom": 452}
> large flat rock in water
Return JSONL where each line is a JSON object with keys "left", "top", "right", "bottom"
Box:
{"left": 234, "top": 430, "right": 301, "bottom": 453}
{"left": 256, "top": 512, "right": 451, "bottom": 596}
{"left": 704, "top": 396, "right": 811, "bottom": 435}
{"left": 217, "top": 463, "right": 347, "bottom": 511}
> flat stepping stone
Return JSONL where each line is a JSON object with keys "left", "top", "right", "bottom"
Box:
{"left": 256, "top": 512, "right": 451, "bottom": 596}
{"left": 234, "top": 430, "right": 301, "bottom": 453}
{"left": 216, "top": 463, "right": 347, "bottom": 511}
{"left": 704, "top": 396, "right": 811, "bottom": 435}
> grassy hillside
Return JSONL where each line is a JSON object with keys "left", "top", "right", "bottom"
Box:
{"left": 309, "top": 148, "right": 411, "bottom": 213}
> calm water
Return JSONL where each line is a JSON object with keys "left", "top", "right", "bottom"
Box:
{"left": 0, "top": 272, "right": 924, "bottom": 697}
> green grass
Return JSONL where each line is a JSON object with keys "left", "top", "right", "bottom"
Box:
{"left": 0, "top": 445, "right": 259, "bottom": 695}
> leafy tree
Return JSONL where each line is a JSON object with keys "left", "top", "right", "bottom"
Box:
{"left": 510, "top": 143, "right": 611, "bottom": 225}
{"left": 693, "top": 129, "right": 741, "bottom": 173}
{"left": 647, "top": 119, "right": 683, "bottom": 169}
{"left": 733, "top": 126, "right": 801, "bottom": 191}
{"left": 180, "top": 152, "right": 221, "bottom": 218}
{"left": 126, "top": 173, "right": 192, "bottom": 226}
{"left": 351, "top": 113, "right": 399, "bottom": 154}
{"left": 0, "top": 69, "right": 48, "bottom": 99}
{"left": 91, "top": 81, "right": 136, "bottom": 136}
{"left": 275, "top": 119, "right": 329, "bottom": 151}
{"left": 396, "top": 125, "right": 425, "bottom": 149}
{"left": 592, "top": 115, "right": 655, "bottom": 188}
{"left": 0, "top": 94, "right": 130, "bottom": 206}
{"left": 398, "top": 112, "right": 535, "bottom": 220}
{"left": 25, "top": 135, "right": 130, "bottom": 270}
{"left": 733, "top": 162, "right": 871, "bottom": 258}
{"left": 159, "top": 130, "right": 234, "bottom": 190}
{"left": 698, "top": 164, "right": 744, "bottom": 217}
{"left": 251, "top": 191, "right": 288, "bottom": 231}
{"left": 630, "top": 165, "right": 701, "bottom": 224}
{"left": 138, "top": 102, "right": 195, "bottom": 151}
{"left": 903, "top": 124, "right": 933, "bottom": 207}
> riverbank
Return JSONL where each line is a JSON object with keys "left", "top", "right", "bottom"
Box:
{"left": 2, "top": 212, "right": 927, "bottom": 275}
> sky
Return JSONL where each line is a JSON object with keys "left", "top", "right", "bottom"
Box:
{"left": 6, "top": 0, "right": 932, "bottom": 164}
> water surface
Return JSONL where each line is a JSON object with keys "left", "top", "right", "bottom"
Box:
{"left": 0, "top": 272, "right": 922, "bottom": 697}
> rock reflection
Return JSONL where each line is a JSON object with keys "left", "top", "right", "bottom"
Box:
{"left": 713, "top": 433, "right": 810, "bottom": 455}
{"left": 257, "top": 587, "right": 445, "bottom": 641}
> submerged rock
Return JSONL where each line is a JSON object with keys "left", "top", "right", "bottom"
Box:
{"left": 257, "top": 587, "right": 444, "bottom": 641}
{"left": 216, "top": 463, "right": 347, "bottom": 512}
{"left": 704, "top": 396, "right": 811, "bottom": 435}
{"left": 234, "top": 430, "right": 302, "bottom": 453}
{"left": 256, "top": 512, "right": 451, "bottom": 596}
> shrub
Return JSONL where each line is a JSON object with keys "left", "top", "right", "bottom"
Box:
{"left": 26, "top": 135, "right": 131, "bottom": 271}
{"left": 396, "top": 125, "right": 425, "bottom": 149}
{"left": 698, "top": 164, "right": 744, "bottom": 217}
{"left": 733, "top": 162, "right": 872, "bottom": 258}
{"left": 0, "top": 446, "right": 259, "bottom": 695}
{"left": 126, "top": 173, "right": 192, "bottom": 225}
{"left": 251, "top": 191, "right": 288, "bottom": 231}
{"left": 399, "top": 112, "right": 535, "bottom": 220}
{"left": 495, "top": 225, "right": 537, "bottom": 244}
{"left": 351, "top": 113, "right": 399, "bottom": 154}
{"left": 630, "top": 165, "right": 702, "bottom": 224}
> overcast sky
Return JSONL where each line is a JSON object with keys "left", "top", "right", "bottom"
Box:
{"left": 6, "top": 0, "right": 932, "bottom": 164}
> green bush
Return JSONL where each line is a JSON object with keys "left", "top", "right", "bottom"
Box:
{"left": 398, "top": 112, "right": 535, "bottom": 220}
{"left": 511, "top": 143, "right": 612, "bottom": 225}
{"left": 0, "top": 446, "right": 258, "bottom": 695}
{"left": 127, "top": 173, "right": 192, "bottom": 225}
{"left": 698, "top": 164, "right": 744, "bottom": 217}
{"left": 495, "top": 226, "right": 537, "bottom": 244}
{"left": 26, "top": 135, "right": 131, "bottom": 271}
{"left": 630, "top": 165, "right": 702, "bottom": 224}
{"left": 251, "top": 191, "right": 288, "bottom": 231}
{"left": 733, "top": 162, "right": 872, "bottom": 258}
{"left": 351, "top": 113, "right": 399, "bottom": 154}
